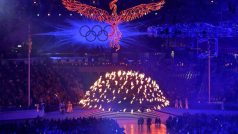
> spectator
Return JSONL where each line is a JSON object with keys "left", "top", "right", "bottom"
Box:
{"left": 146, "top": 118, "right": 152, "bottom": 131}
{"left": 0, "top": 117, "right": 125, "bottom": 134}
{"left": 166, "top": 114, "right": 238, "bottom": 134}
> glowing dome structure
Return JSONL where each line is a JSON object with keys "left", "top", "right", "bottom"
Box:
{"left": 80, "top": 70, "right": 169, "bottom": 112}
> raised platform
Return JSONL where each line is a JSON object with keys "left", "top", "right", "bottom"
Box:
{"left": 1, "top": 107, "right": 238, "bottom": 121}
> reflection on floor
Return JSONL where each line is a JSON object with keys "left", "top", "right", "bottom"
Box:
{"left": 117, "top": 119, "right": 167, "bottom": 134}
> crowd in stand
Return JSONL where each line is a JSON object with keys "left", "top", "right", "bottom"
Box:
{"left": 166, "top": 114, "right": 238, "bottom": 134}
{"left": 0, "top": 117, "right": 124, "bottom": 134}
{"left": 0, "top": 61, "right": 85, "bottom": 108}
{"left": 0, "top": 52, "right": 237, "bottom": 109}
{"left": 0, "top": 62, "right": 27, "bottom": 106}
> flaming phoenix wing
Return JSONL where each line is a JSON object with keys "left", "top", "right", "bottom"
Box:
{"left": 62, "top": 0, "right": 111, "bottom": 22}
{"left": 118, "top": 0, "right": 165, "bottom": 22}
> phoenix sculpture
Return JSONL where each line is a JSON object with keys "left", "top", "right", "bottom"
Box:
{"left": 62, "top": 0, "right": 165, "bottom": 51}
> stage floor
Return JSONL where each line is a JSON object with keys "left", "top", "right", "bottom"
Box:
{"left": 1, "top": 107, "right": 238, "bottom": 134}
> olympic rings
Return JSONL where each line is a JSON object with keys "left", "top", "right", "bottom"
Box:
{"left": 79, "top": 25, "right": 112, "bottom": 42}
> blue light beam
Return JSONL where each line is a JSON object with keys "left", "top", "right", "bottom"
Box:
{"left": 36, "top": 19, "right": 147, "bottom": 50}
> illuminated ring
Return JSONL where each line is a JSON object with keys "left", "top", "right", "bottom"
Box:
{"left": 85, "top": 31, "right": 97, "bottom": 42}
{"left": 79, "top": 25, "right": 91, "bottom": 37}
{"left": 97, "top": 25, "right": 112, "bottom": 41}
{"left": 92, "top": 25, "right": 108, "bottom": 41}
{"left": 104, "top": 25, "right": 112, "bottom": 36}
{"left": 92, "top": 25, "right": 103, "bottom": 36}
{"left": 97, "top": 30, "right": 108, "bottom": 41}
